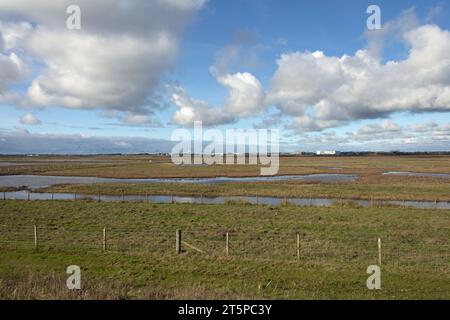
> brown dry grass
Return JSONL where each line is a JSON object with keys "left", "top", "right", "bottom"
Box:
{"left": 1, "top": 155, "right": 450, "bottom": 179}
{"left": 0, "top": 274, "right": 129, "bottom": 300}
{"left": 0, "top": 274, "right": 255, "bottom": 300}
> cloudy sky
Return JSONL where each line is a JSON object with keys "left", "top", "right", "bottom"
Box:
{"left": 1, "top": 0, "right": 450, "bottom": 154}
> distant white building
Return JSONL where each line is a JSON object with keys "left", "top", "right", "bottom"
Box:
{"left": 316, "top": 150, "right": 338, "bottom": 155}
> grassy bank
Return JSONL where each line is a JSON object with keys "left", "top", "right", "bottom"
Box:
{"left": 0, "top": 200, "right": 448, "bottom": 299}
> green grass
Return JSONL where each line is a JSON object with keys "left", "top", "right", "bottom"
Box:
{"left": 0, "top": 200, "right": 448, "bottom": 299}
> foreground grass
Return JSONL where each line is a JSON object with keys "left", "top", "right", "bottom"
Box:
{"left": 0, "top": 200, "right": 448, "bottom": 299}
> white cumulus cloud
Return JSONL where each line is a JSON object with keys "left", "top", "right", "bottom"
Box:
{"left": 19, "top": 113, "right": 41, "bottom": 125}
{"left": 171, "top": 70, "right": 266, "bottom": 127}
{"left": 216, "top": 71, "right": 265, "bottom": 118}
{"left": 0, "top": 0, "right": 205, "bottom": 124}
{"left": 0, "top": 52, "right": 26, "bottom": 92}
{"left": 171, "top": 87, "right": 235, "bottom": 126}
{"left": 269, "top": 23, "right": 450, "bottom": 132}
{"left": 171, "top": 30, "right": 267, "bottom": 127}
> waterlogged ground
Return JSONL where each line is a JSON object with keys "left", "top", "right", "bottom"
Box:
{"left": 0, "top": 200, "right": 449, "bottom": 299}
{"left": 21, "top": 173, "right": 450, "bottom": 202}
{"left": 1, "top": 155, "right": 450, "bottom": 202}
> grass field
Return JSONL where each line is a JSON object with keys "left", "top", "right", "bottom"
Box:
{"left": 0, "top": 200, "right": 448, "bottom": 299}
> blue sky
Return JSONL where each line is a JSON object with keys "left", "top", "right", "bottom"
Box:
{"left": 1, "top": 0, "right": 450, "bottom": 153}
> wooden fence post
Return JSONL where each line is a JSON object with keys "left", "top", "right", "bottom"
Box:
{"left": 122, "top": 190, "right": 125, "bottom": 202}
{"left": 146, "top": 194, "right": 149, "bottom": 204}
{"left": 378, "top": 237, "right": 382, "bottom": 266}
{"left": 103, "top": 227, "right": 107, "bottom": 252}
{"left": 176, "top": 229, "right": 182, "bottom": 254}
{"left": 226, "top": 232, "right": 229, "bottom": 256}
{"left": 74, "top": 193, "right": 77, "bottom": 200}
{"left": 27, "top": 191, "right": 30, "bottom": 201}
{"left": 296, "top": 233, "right": 300, "bottom": 260}
{"left": 34, "top": 225, "right": 38, "bottom": 250}
{"left": 98, "top": 193, "right": 101, "bottom": 202}
{"left": 51, "top": 193, "right": 54, "bottom": 200}
{"left": 3, "top": 191, "right": 5, "bottom": 200}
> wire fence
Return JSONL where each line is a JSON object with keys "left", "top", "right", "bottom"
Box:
{"left": 0, "top": 224, "right": 448, "bottom": 271}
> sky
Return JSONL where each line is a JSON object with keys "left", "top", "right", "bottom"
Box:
{"left": 1, "top": 0, "right": 450, "bottom": 154}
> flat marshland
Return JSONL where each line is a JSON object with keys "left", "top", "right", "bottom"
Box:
{"left": 2, "top": 155, "right": 450, "bottom": 179}
{"left": 0, "top": 155, "right": 449, "bottom": 299}
{"left": 3, "top": 155, "right": 448, "bottom": 201}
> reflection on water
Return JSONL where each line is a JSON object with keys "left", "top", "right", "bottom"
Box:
{"left": 2, "top": 190, "right": 449, "bottom": 210}
{"left": 0, "top": 174, "right": 357, "bottom": 189}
